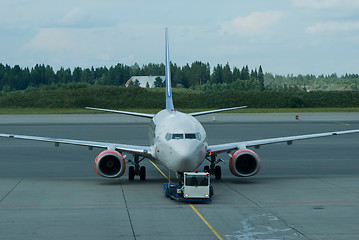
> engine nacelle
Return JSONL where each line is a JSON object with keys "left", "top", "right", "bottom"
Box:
{"left": 94, "top": 150, "right": 126, "bottom": 178}
{"left": 229, "top": 149, "right": 261, "bottom": 177}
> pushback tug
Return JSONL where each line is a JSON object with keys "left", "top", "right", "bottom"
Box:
{"left": 163, "top": 171, "right": 213, "bottom": 202}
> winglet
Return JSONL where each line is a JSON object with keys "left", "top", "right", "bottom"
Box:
{"left": 165, "top": 28, "right": 175, "bottom": 111}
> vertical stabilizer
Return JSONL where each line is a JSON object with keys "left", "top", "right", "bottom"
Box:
{"left": 165, "top": 28, "right": 175, "bottom": 111}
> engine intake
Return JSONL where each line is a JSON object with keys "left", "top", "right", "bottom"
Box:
{"left": 94, "top": 150, "right": 126, "bottom": 178}
{"left": 229, "top": 149, "right": 261, "bottom": 177}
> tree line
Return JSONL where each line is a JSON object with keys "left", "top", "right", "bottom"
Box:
{"left": 1, "top": 62, "right": 358, "bottom": 94}
{"left": 265, "top": 73, "right": 359, "bottom": 91}
{"left": 0, "top": 62, "right": 265, "bottom": 92}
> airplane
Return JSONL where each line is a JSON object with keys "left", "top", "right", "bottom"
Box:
{"left": 1, "top": 28, "right": 359, "bottom": 182}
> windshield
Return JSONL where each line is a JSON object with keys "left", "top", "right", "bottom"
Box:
{"left": 185, "top": 175, "right": 209, "bottom": 186}
{"left": 172, "top": 134, "right": 183, "bottom": 139}
{"left": 185, "top": 133, "right": 196, "bottom": 139}
{"left": 165, "top": 132, "right": 201, "bottom": 141}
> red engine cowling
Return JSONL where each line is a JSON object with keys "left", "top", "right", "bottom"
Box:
{"left": 94, "top": 150, "right": 126, "bottom": 178}
{"left": 229, "top": 149, "right": 261, "bottom": 177}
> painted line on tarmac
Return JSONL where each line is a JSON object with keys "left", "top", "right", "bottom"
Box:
{"left": 334, "top": 121, "right": 351, "bottom": 126}
{"left": 149, "top": 160, "right": 169, "bottom": 181}
{"left": 149, "top": 160, "right": 223, "bottom": 240}
{"left": 189, "top": 203, "right": 224, "bottom": 240}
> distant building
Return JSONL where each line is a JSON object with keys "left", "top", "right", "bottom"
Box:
{"left": 125, "top": 76, "right": 165, "bottom": 88}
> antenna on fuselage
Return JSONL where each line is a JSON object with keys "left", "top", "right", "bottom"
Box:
{"left": 165, "top": 28, "right": 175, "bottom": 112}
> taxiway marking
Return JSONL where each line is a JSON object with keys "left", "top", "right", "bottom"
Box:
{"left": 189, "top": 203, "right": 224, "bottom": 240}
{"left": 149, "top": 161, "right": 223, "bottom": 240}
{"left": 149, "top": 160, "right": 169, "bottom": 181}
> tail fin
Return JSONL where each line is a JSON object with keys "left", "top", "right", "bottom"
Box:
{"left": 165, "top": 28, "right": 175, "bottom": 111}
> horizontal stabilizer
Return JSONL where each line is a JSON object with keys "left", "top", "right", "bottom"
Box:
{"left": 86, "top": 107, "right": 155, "bottom": 119}
{"left": 190, "top": 106, "right": 247, "bottom": 117}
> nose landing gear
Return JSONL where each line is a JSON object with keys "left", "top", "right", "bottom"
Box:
{"left": 204, "top": 154, "right": 223, "bottom": 180}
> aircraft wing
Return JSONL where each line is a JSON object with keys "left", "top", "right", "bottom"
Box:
{"left": 208, "top": 129, "right": 359, "bottom": 154}
{"left": 190, "top": 106, "right": 247, "bottom": 117}
{"left": 0, "top": 133, "right": 153, "bottom": 158}
{"left": 86, "top": 107, "right": 155, "bottom": 119}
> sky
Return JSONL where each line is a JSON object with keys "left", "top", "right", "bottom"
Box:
{"left": 1, "top": 0, "right": 359, "bottom": 76}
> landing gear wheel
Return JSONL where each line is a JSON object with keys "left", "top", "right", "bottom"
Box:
{"left": 129, "top": 166, "right": 135, "bottom": 180}
{"left": 140, "top": 166, "right": 146, "bottom": 180}
{"left": 204, "top": 165, "right": 210, "bottom": 173}
{"left": 215, "top": 165, "right": 221, "bottom": 180}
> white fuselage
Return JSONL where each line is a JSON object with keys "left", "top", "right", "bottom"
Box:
{"left": 149, "top": 109, "right": 208, "bottom": 172}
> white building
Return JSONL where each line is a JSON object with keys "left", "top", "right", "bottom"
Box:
{"left": 125, "top": 76, "right": 165, "bottom": 88}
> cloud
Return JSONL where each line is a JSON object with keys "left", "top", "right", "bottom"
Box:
{"left": 26, "top": 28, "right": 77, "bottom": 51}
{"left": 220, "top": 11, "right": 283, "bottom": 36}
{"left": 60, "top": 8, "right": 86, "bottom": 26}
{"left": 292, "top": 0, "right": 359, "bottom": 9}
{"left": 306, "top": 21, "right": 359, "bottom": 33}
{"left": 292, "top": 0, "right": 340, "bottom": 8}
{"left": 22, "top": 23, "right": 163, "bottom": 69}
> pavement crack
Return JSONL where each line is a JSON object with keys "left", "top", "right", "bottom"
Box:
{"left": 310, "top": 176, "right": 359, "bottom": 195}
{"left": 0, "top": 178, "right": 23, "bottom": 203}
{"left": 224, "top": 182, "right": 261, "bottom": 207}
{"left": 120, "top": 182, "right": 137, "bottom": 240}
{"left": 290, "top": 226, "right": 309, "bottom": 239}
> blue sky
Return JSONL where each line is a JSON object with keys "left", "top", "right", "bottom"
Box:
{"left": 1, "top": 0, "right": 359, "bottom": 75}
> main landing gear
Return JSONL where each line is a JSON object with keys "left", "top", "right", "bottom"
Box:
{"left": 128, "top": 155, "right": 146, "bottom": 180}
{"left": 204, "top": 154, "right": 223, "bottom": 180}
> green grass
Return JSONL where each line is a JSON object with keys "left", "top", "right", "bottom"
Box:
{"left": 0, "top": 107, "right": 358, "bottom": 115}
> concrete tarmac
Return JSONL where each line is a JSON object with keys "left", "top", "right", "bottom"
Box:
{"left": 0, "top": 113, "right": 358, "bottom": 239}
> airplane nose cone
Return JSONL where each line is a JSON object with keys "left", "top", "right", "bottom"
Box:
{"left": 169, "top": 142, "right": 205, "bottom": 172}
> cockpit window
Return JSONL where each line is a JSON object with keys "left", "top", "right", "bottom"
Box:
{"left": 185, "top": 134, "right": 196, "bottom": 139}
{"left": 195, "top": 132, "right": 201, "bottom": 140}
{"left": 172, "top": 134, "right": 184, "bottom": 139}
{"left": 165, "top": 133, "right": 171, "bottom": 141}
{"left": 165, "top": 132, "right": 201, "bottom": 141}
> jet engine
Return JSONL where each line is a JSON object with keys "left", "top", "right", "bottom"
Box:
{"left": 94, "top": 150, "right": 126, "bottom": 178}
{"left": 229, "top": 149, "right": 261, "bottom": 177}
